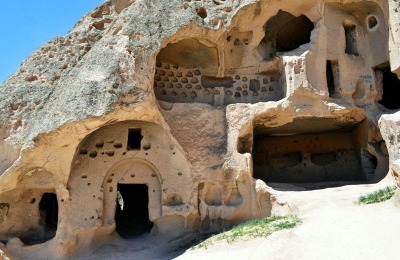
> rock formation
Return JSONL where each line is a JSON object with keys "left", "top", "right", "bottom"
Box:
{"left": 0, "top": 0, "right": 399, "bottom": 258}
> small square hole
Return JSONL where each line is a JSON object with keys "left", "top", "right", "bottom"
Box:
{"left": 127, "top": 129, "right": 142, "bottom": 150}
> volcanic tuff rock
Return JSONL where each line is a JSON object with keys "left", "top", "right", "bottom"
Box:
{"left": 0, "top": 0, "right": 400, "bottom": 258}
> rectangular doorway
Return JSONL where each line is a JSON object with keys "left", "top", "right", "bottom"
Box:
{"left": 115, "top": 184, "right": 153, "bottom": 238}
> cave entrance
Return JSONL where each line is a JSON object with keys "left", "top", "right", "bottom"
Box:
{"left": 39, "top": 193, "right": 58, "bottom": 230}
{"left": 21, "top": 192, "right": 58, "bottom": 245}
{"left": 252, "top": 118, "right": 385, "bottom": 190}
{"left": 261, "top": 11, "right": 314, "bottom": 59}
{"left": 377, "top": 66, "right": 400, "bottom": 110}
{"left": 115, "top": 184, "right": 153, "bottom": 238}
{"left": 276, "top": 14, "right": 314, "bottom": 52}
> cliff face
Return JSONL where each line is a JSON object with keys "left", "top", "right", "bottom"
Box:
{"left": 0, "top": 0, "right": 399, "bottom": 258}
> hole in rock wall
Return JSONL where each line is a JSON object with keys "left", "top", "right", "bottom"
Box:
{"left": 155, "top": 38, "right": 283, "bottom": 105}
{"left": 39, "top": 193, "right": 58, "bottom": 230}
{"left": 377, "top": 66, "right": 400, "bottom": 110}
{"left": 115, "top": 184, "right": 153, "bottom": 238}
{"left": 253, "top": 118, "right": 387, "bottom": 190}
{"left": 344, "top": 24, "right": 359, "bottom": 56}
{"left": 21, "top": 192, "right": 58, "bottom": 245}
{"left": 196, "top": 7, "right": 207, "bottom": 19}
{"left": 261, "top": 11, "right": 314, "bottom": 59}
{"left": 127, "top": 129, "right": 142, "bottom": 150}
{"left": 326, "top": 60, "right": 339, "bottom": 98}
{"left": 276, "top": 15, "right": 314, "bottom": 52}
{"left": 367, "top": 15, "right": 378, "bottom": 30}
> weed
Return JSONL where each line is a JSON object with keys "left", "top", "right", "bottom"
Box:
{"left": 357, "top": 186, "right": 397, "bottom": 205}
{"left": 191, "top": 215, "right": 301, "bottom": 250}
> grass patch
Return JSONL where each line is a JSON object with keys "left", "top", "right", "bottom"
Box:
{"left": 357, "top": 186, "right": 397, "bottom": 205}
{"left": 191, "top": 215, "right": 301, "bottom": 250}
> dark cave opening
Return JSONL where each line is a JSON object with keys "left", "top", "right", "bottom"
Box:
{"left": 326, "top": 60, "right": 338, "bottom": 97}
{"left": 261, "top": 11, "right": 314, "bottom": 58}
{"left": 378, "top": 66, "right": 400, "bottom": 110}
{"left": 127, "top": 129, "right": 142, "bottom": 150}
{"left": 21, "top": 192, "right": 58, "bottom": 245}
{"left": 115, "top": 184, "right": 153, "bottom": 239}
{"left": 39, "top": 193, "right": 58, "bottom": 230}
{"left": 252, "top": 118, "right": 387, "bottom": 191}
{"left": 276, "top": 15, "right": 314, "bottom": 52}
{"left": 253, "top": 130, "right": 365, "bottom": 185}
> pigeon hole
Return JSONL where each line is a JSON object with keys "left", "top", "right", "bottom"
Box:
{"left": 154, "top": 38, "right": 283, "bottom": 106}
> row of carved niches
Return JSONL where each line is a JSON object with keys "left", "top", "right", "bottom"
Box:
{"left": 154, "top": 62, "right": 282, "bottom": 105}
{"left": 152, "top": 8, "right": 322, "bottom": 107}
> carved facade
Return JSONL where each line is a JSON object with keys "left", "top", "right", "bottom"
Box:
{"left": 0, "top": 0, "right": 399, "bottom": 258}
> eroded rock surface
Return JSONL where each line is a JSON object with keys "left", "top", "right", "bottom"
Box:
{"left": 0, "top": 0, "right": 399, "bottom": 258}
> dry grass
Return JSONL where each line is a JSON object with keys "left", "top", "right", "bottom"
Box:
{"left": 191, "top": 215, "right": 301, "bottom": 250}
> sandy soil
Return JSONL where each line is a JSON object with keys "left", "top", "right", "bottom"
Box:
{"left": 178, "top": 177, "right": 400, "bottom": 260}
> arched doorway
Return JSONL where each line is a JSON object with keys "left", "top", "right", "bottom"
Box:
{"left": 102, "top": 159, "right": 162, "bottom": 238}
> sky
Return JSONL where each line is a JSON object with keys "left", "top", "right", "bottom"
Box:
{"left": 0, "top": 1, "right": 104, "bottom": 84}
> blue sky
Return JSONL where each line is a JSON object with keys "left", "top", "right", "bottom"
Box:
{"left": 0, "top": 1, "right": 104, "bottom": 84}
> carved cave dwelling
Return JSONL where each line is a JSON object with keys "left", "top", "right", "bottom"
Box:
{"left": 0, "top": 0, "right": 400, "bottom": 258}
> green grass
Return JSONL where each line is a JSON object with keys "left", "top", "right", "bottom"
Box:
{"left": 357, "top": 186, "right": 397, "bottom": 205}
{"left": 191, "top": 215, "right": 301, "bottom": 250}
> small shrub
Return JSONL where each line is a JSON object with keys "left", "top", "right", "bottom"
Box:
{"left": 357, "top": 186, "right": 397, "bottom": 205}
{"left": 191, "top": 215, "right": 301, "bottom": 250}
